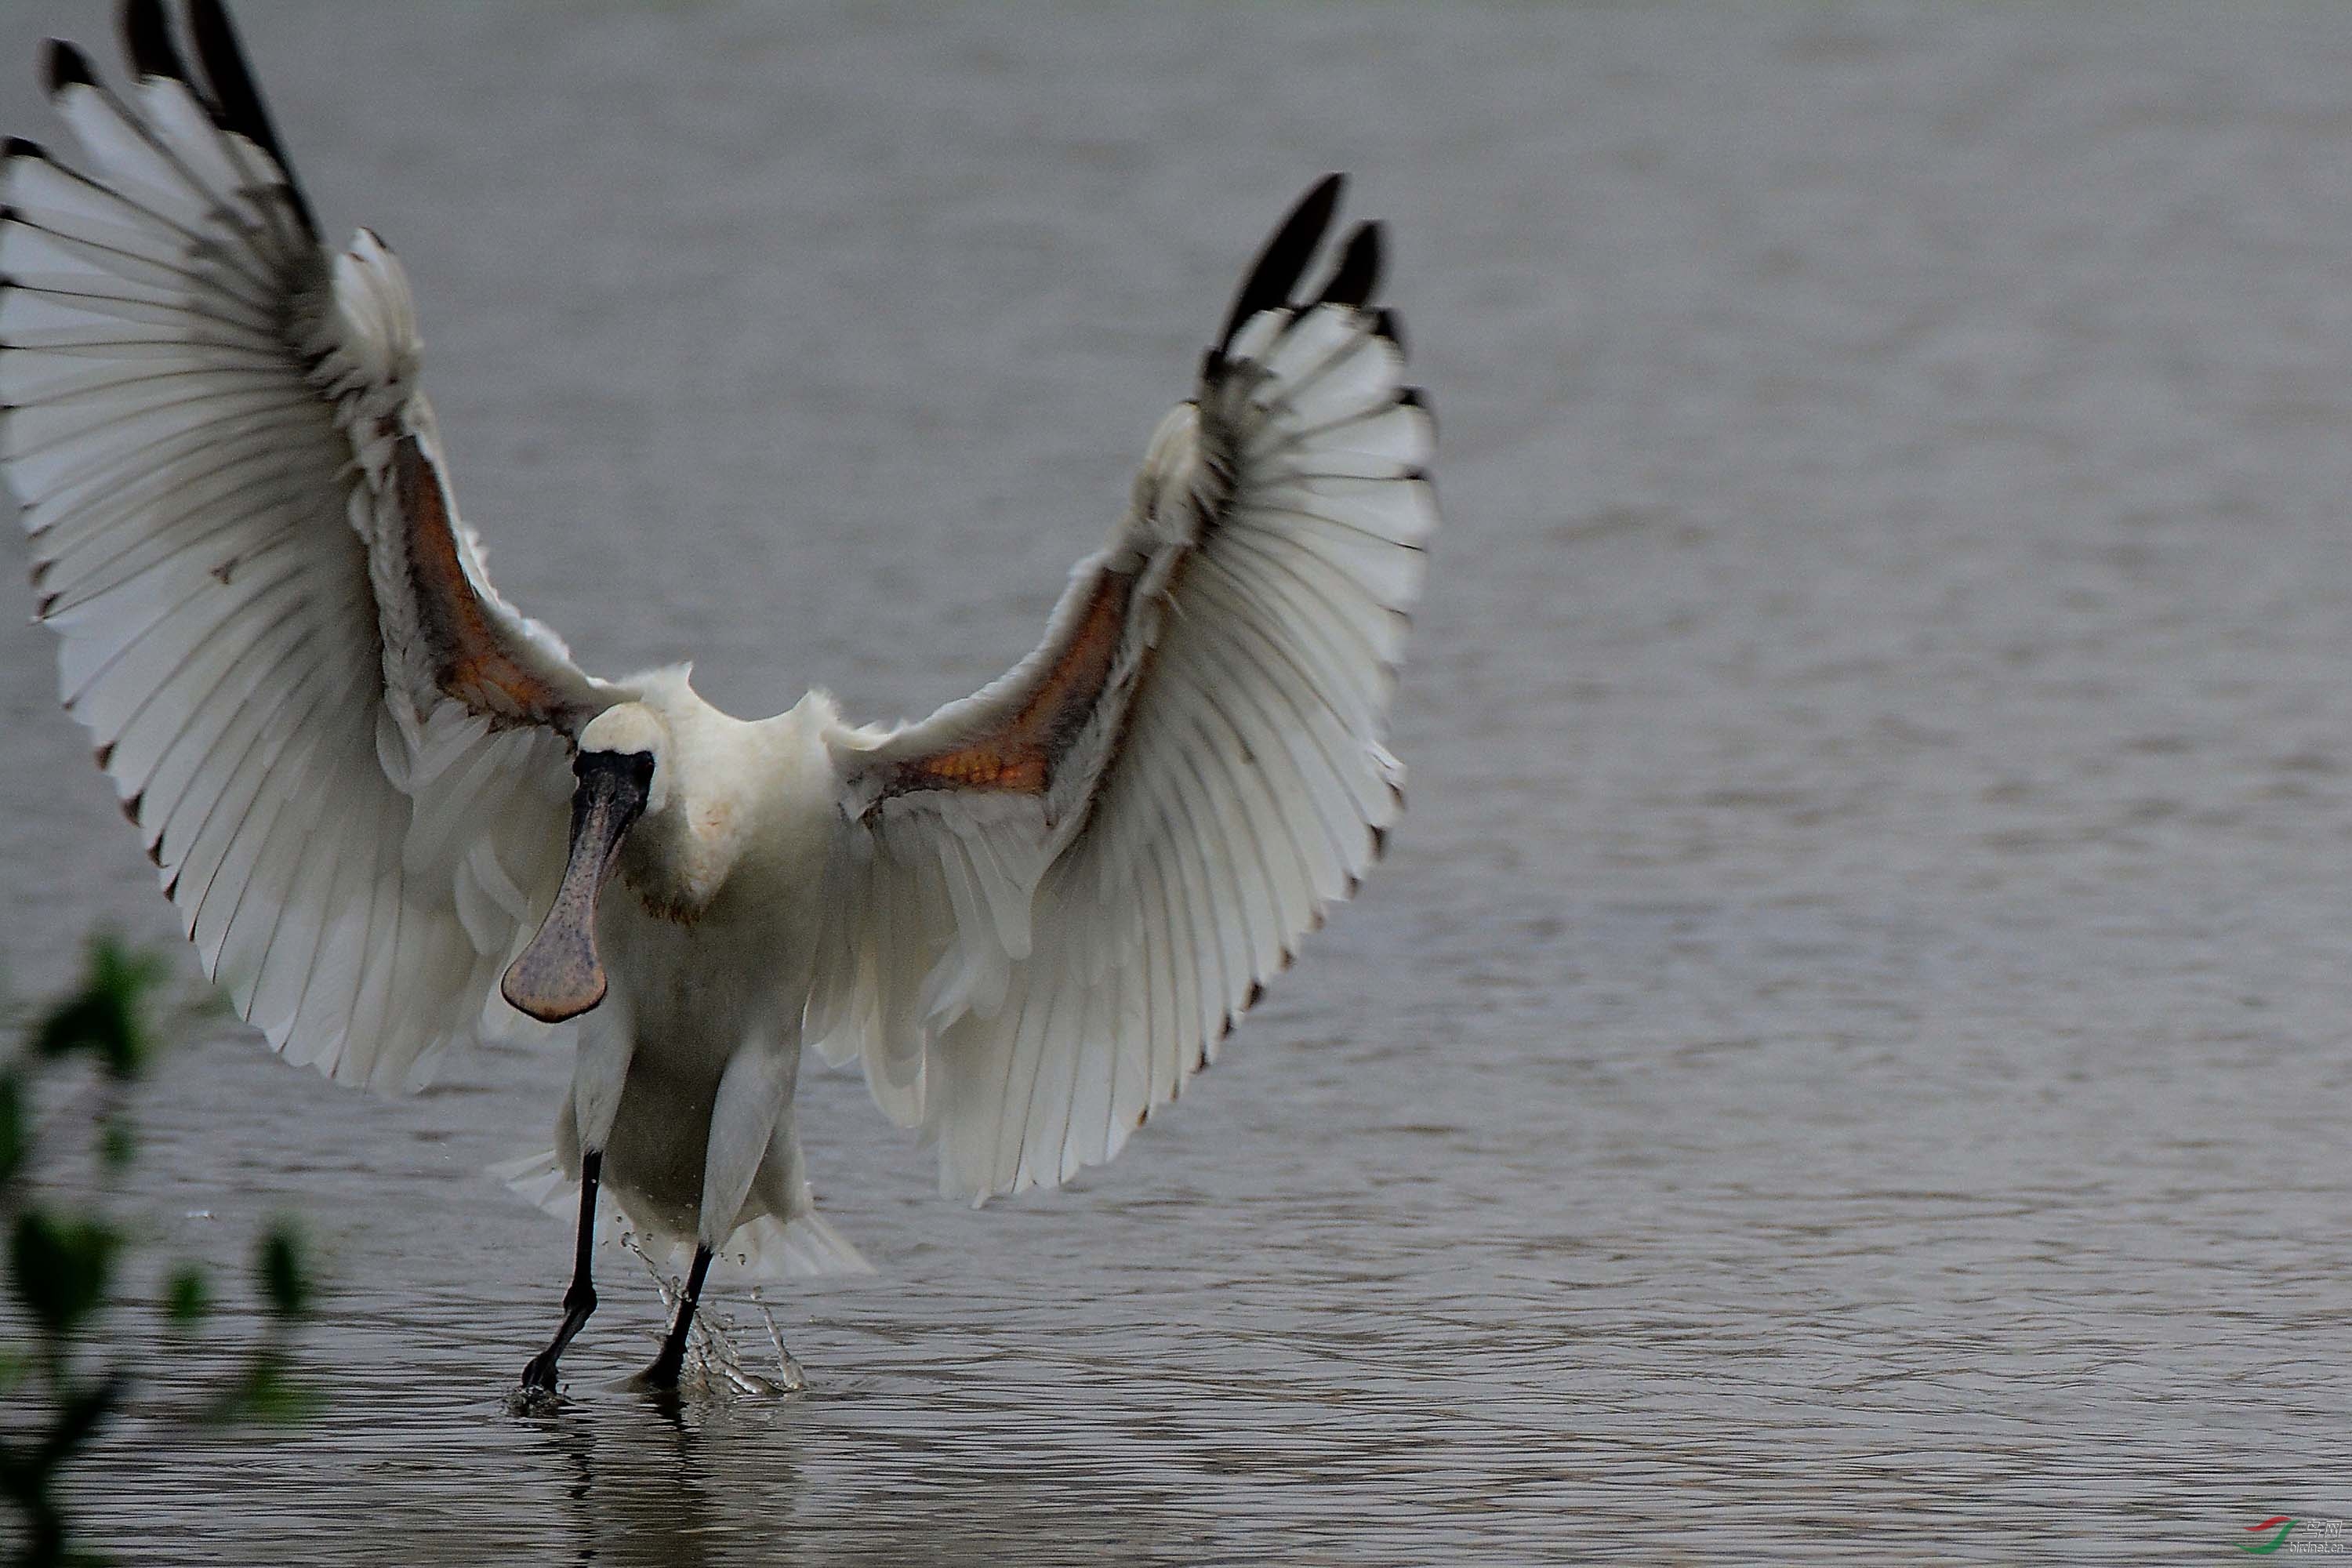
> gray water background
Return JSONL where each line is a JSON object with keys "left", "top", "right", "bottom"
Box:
{"left": 2, "top": 2, "right": 2350, "bottom": 1561}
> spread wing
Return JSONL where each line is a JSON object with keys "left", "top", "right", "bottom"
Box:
{"left": 0, "top": 1, "right": 617, "bottom": 1090}
{"left": 817, "top": 176, "right": 1435, "bottom": 1200}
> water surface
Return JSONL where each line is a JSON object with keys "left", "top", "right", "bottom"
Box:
{"left": 2, "top": 2, "right": 2350, "bottom": 1561}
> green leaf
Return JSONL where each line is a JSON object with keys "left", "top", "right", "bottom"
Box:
{"left": 31, "top": 935, "right": 169, "bottom": 1081}
{"left": 0, "top": 1070, "right": 24, "bottom": 1189}
{"left": 163, "top": 1265, "right": 210, "bottom": 1329}
{"left": 9, "top": 1209, "right": 119, "bottom": 1337}
{"left": 50, "top": 1370, "right": 125, "bottom": 1451}
{"left": 96, "top": 1116, "right": 135, "bottom": 1173}
{"left": 254, "top": 1224, "right": 310, "bottom": 1319}
{"left": 215, "top": 1349, "right": 320, "bottom": 1426}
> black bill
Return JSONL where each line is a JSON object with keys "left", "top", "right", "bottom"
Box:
{"left": 501, "top": 750, "right": 653, "bottom": 1023}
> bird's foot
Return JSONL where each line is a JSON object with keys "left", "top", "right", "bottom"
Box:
{"left": 513, "top": 1348, "right": 568, "bottom": 1413}
{"left": 631, "top": 1342, "right": 688, "bottom": 1394}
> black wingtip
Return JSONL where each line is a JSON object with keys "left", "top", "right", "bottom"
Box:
{"left": 1215, "top": 172, "right": 1345, "bottom": 353}
{"left": 1373, "top": 306, "right": 1406, "bottom": 358}
{"left": 1313, "top": 221, "right": 1383, "bottom": 312}
{"left": 122, "top": 0, "right": 189, "bottom": 84}
{"left": 45, "top": 40, "right": 96, "bottom": 96}
{"left": 187, "top": 0, "right": 318, "bottom": 238}
{"left": 2, "top": 136, "right": 45, "bottom": 162}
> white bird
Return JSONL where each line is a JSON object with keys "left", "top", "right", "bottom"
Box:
{"left": 1, "top": 1, "right": 1436, "bottom": 1394}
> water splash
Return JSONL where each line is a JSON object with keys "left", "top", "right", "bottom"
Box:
{"left": 620, "top": 1232, "right": 806, "bottom": 1399}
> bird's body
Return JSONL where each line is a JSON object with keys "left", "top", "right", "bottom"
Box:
{"left": 2, "top": 1, "right": 1437, "bottom": 1392}
{"left": 550, "top": 680, "right": 844, "bottom": 1268}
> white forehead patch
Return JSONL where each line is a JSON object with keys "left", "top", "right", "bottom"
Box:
{"left": 580, "top": 702, "right": 665, "bottom": 756}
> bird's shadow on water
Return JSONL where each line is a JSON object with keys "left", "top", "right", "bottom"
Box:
{"left": 522, "top": 1398, "right": 734, "bottom": 1568}
{"left": 515, "top": 1379, "right": 1199, "bottom": 1568}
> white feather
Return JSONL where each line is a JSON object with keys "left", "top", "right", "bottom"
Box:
{"left": 9, "top": 31, "right": 1433, "bottom": 1317}
{"left": 824, "top": 268, "right": 1432, "bottom": 1198}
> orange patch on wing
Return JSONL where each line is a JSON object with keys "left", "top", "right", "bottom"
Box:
{"left": 395, "top": 435, "right": 571, "bottom": 727}
{"left": 891, "top": 567, "right": 1136, "bottom": 799}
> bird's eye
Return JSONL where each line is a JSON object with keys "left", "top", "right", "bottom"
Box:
{"left": 630, "top": 752, "right": 655, "bottom": 786}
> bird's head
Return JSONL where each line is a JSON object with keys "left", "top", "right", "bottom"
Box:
{"left": 499, "top": 702, "right": 672, "bottom": 1023}
{"left": 574, "top": 702, "right": 677, "bottom": 816}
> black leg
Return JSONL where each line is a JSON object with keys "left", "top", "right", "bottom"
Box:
{"left": 641, "top": 1243, "right": 713, "bottom": 1391}
{"left": 521, "top": 1149, "right": 603, "bottom": 1395}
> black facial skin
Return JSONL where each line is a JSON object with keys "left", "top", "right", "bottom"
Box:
{"left": 501, "top": 750, "right": 654, "bottom": 1023}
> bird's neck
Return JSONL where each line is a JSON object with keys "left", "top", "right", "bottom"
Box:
{"left": 615, "top": 710, "right": 759, "bottom": 924}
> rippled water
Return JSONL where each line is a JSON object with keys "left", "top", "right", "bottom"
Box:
{"left": 4, "top": 2, "right": 2352, "bottom": 1561}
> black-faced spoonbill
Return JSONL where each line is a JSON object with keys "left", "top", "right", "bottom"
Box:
{"left": 0, "top": 1, "right": 1437, "bottom": 1394}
